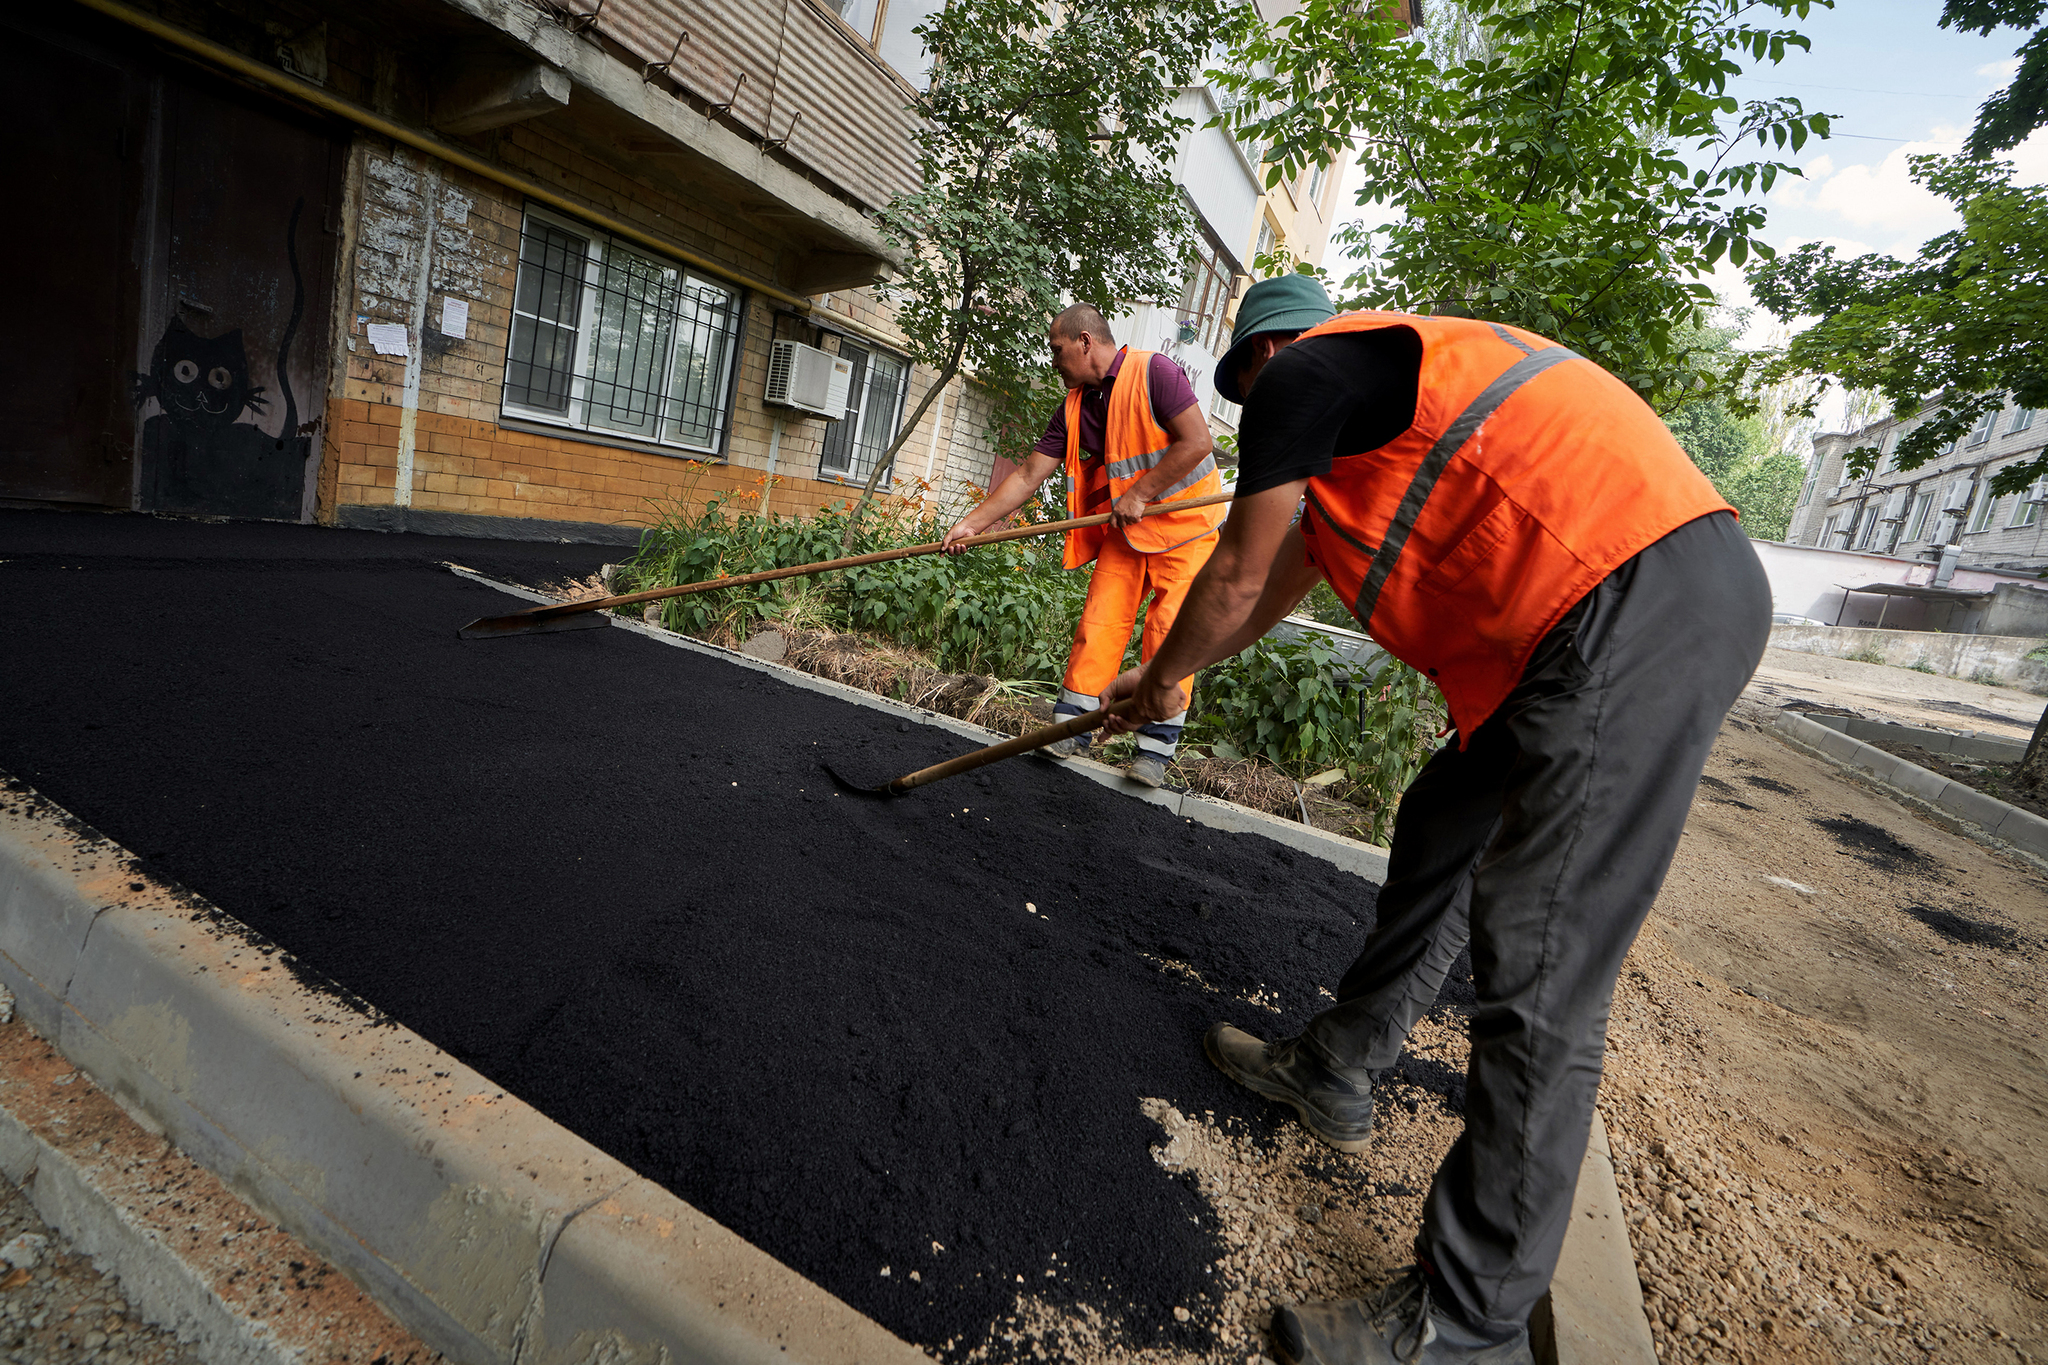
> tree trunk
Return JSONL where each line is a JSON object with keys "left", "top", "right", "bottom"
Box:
{"left": 2020, "top": 700, "right": 2048, "bottom": 791}
{"left": 838, "top": 346, "right": 967, "bottom": 552}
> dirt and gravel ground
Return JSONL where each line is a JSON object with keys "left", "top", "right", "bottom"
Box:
{"left": 1748, "top": 647, "right": 2043, "bottom": 740}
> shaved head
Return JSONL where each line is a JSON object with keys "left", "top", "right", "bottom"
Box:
{"left": 1051, "top": 303, "right": 1115, "bottom": 347}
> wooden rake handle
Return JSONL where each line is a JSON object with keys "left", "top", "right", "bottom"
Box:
{"left": 886, "top": 700, "right": 1135, "bottom": 794}
{"left": 520, "top": 490, "right": 1233, "bottom": 621}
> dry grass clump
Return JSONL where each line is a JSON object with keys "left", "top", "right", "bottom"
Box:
{"left": 781, "top": 628, "right": 1056, "bottom": 734}
{"left": 1170, "top": 755, "right": 1302, "bottom": 818}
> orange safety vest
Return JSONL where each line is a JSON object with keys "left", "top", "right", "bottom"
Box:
{"left": 1063, "top": 348, "right": 1227, "bottom": 569}
{"left": 1293, "top": 311, "right": 1733, "bottom": 744}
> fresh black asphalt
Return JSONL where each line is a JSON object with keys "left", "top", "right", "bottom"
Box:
{"left": 0, "top": 508, "right": 1457, "bottom": 1356}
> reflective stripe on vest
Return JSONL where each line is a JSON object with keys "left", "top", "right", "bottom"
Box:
{"left": 1351, "top": 341, "right": 1582, "bottom": 622}
{"left": 1290, "top": 310, "right": 1734, "bottom": 743}
{"left": 1063, "top": 348, "right": 1225, "bottom": 564}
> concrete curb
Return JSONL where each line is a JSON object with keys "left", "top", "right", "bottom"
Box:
{"left": 0, "top": 1021, "right": 436, "bottom": 1363}
{"left": 0, "top": 778, "right": 929, "bottom": 1365}
{"left": 1773, "top": 711, "right": 2048, "bottom": 860}
{"left": 1793, "top": 712, "right": 2027, "bottom": 763}
{"left": 1536, "top": 1113, "right": 1657, "bottom": 1365}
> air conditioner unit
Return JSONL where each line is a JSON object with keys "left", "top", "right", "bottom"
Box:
{"left": 2025, "top": 479, "right": 2048, "bottom": 505}
{"left": 1940, "top": 478, "right": 1975, "bottom": 512}
{"left": 765, "top": 340, "right": 854, "bottom": 418}
{"left": 1879, "top": 487, "right": 1911, "bottom": 522}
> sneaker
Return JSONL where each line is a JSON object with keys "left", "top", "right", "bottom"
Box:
{"left": 1203, "top": 1023, "right": 1375, "bottom": 1153}
{"left": 1273, "top": 1269, "right": 1534, "bottom": 1365}
{"left": 1127, "top": 752, "right": 1169, "bottom": 787}
{"left": 1042, "top": 732, "right": 1087, "bottom": 759}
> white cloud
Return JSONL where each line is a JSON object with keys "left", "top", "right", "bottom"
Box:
{"left": 1808, "top": 131, "right": 1966, "bottom": 237}
{"left": 1977, "top": 57, "right": 2021, "bottom": 81}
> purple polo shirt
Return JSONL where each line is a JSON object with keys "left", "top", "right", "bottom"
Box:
{"left": 1032, "top": 348, "right": 1200, "bottom": 463}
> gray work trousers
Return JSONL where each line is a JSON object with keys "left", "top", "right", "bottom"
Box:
{"left": 1303, "top": 511, "right": 1770, "bottom": 1337}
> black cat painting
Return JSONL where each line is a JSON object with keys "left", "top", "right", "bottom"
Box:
{"left": 134, "top": 200, "right": 311, "bottom": 520}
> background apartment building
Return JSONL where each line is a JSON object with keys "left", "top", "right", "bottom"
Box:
{"left": 1785, "top": 399, "right": 2048, "bottom": 575}
{"left": 4, "top": 0, "right": 1351, "bottom": 545}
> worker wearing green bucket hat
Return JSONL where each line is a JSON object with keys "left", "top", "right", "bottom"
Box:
{"left": 1100, "top": 280, "right": 1766, "bottom": 1364}
{"left": 1214, "top": 272, "right": 1338, "bottom": 405}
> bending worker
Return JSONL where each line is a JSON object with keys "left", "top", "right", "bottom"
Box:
{"left": 1100, "top": 275, "right": 1770, "bottom": 1365}
{"left": 941, "top": 303, "right": 1224, "bottom": 787}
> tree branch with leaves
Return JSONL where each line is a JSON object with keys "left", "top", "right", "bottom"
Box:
{"left": 835, "top": 0, "right": 1238, "bottom": 550}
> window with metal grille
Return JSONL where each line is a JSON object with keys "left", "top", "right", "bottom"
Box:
{"left": 819, "top": 341, "right": 909, "bottom": 484}
{"left": 502, "top": 207, "right": 742, "bottom": 455}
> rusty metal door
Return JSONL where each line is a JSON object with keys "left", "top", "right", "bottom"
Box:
{"left": 0, "top": 18, "right": 148, "bottom": 508}
{"left": 139, "top": 78, "right": 343, "bottom": 520}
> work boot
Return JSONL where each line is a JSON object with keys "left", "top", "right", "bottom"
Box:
{"left": 1203, "top": 1023, "right": 1375, "bottom": 1153}
{"left": 1273, "top": 1269, "right": 1534, "bottom": 1365}
{"left": 1126, "top": 752, "right": 1169, "bottom": 788}
{"left": 1043, "top": 733, "right": 1088, "bottom": 759}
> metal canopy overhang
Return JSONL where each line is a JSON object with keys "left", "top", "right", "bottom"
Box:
{"left": 1837, "top": 583, "right": 1993, "bottom": 604}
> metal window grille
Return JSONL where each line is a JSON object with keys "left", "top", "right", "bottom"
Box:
{"left": 502, "top": 211, "right": 741, "bottom": 455}
{"left": 506, "top": 222, "right": 587, "bottom": 414}
{"left": 819, "top": 343, "right": 908, "bottom": 484}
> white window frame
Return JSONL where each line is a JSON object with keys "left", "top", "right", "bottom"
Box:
{"left": 2009, "top": 492, "right": 2040, "bottom": 528}
{"left": 2011, "top": 407, "right": 2036, "bottom": 433}
{"left": 817, "top": 340, "right": 910, "bottom": 484}
{"left": 1905, "top": 491, "right": 1935, "bottom": 542}
{"left": 500, "top": 204, "right": 743, "bottom": 457}
{"left": 1855, "top": 505, "right": 1881, "bottom": 549}
{"left": 1967, "top": 483, "right": 2000, "bottom": 533}
{"left": 1965, "top": 408, "right": 1997, "bottom": 448}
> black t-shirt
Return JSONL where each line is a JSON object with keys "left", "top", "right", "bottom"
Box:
{"left": 1233, "top": 329, "right": 1423, "bottom": 496}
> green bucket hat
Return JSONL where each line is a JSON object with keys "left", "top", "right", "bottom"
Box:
{"left": 1216, "top": 274, "right": 1337, "bottom": 404}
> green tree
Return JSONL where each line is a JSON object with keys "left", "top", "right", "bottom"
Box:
{"left": 1211, "top": 0, "right": 1833, "bottom": 409}
{"left": 1747, "top": 156, "right": 2047, "bottom": 489}
{"left": 837, "top": 0, "right": 1232, "bottom": 549}
{"left": 1747, "top": 0, "right": 2048, "bottom": 783}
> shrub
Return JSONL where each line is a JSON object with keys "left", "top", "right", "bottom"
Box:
{"left": 1188, "top": 636, "right": 1445, "bottom": 845}
{"left": 1970, "top": 666, "right": 2004, "bottom": 687}
{"left": 1846, "top": 645, "right": 1889, "bottom": 665}
{"left": 1907, "top": 657, "right": 1938, "bottom": 674}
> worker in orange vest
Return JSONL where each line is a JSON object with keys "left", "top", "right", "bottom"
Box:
{"left": 1101, "top": 275, "right": 1770, "bottom": 1365}
{"left": 941, "top": 302, "right": 1226, "bottom": 787}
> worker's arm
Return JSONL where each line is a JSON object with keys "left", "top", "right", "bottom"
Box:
{"left": 940, "top": 452, "right": 1064, "bottom": 552}
{"left": 1099, "top": 477, "right": 1322, "bottom": 730}
{"left": 1110, "top": 402, "right": 1215, "bottom": 527}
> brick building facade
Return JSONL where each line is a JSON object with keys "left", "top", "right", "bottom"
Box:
{"left": 1786, "top": 400, "right": 2048, "bottom": 575}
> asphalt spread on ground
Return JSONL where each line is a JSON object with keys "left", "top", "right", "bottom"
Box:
{"left": 0, "top": 510, "right": 1463, "bottom": 1356}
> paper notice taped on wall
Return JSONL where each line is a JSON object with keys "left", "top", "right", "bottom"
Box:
{"left": 366, "top": 322, "right": 410, "bottom": 357}
{"left": 440, "top": 297, "right": 469, "bottom": 340}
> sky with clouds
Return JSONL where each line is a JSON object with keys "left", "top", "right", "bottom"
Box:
{"left": 1325, "top": 0, "right": 2042, "bottom": 330}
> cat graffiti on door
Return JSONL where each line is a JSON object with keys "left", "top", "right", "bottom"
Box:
{"left": 133, "top": 199, "right": 309, "bottom": 519}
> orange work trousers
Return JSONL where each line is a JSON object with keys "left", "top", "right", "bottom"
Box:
{"left": 1055, "top": 528, "right": 1218, "bottom": 758}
